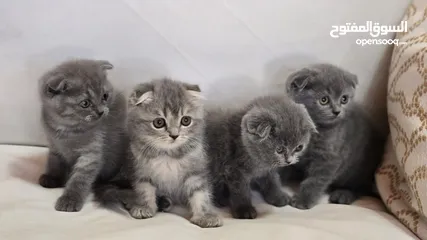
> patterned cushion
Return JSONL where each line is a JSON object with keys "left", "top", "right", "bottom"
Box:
{"left": 376, "top": 0, "right": 427, "bottom": 238}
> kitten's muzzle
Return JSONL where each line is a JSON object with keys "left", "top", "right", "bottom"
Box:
{"left": 97, "top": 111, "right": 105, "bottom": 117}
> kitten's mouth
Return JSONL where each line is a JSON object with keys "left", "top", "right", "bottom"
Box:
{"left": 281, "top": 162, "right": 293, "bottom": 167}
{"left": 84, "top": 115, "right": 103, "bottom": 122}
{"left": 325, "top": 115, "right": 341, "bottom": 122}
{"left": 280, "top": 158, "right": 298, "bottom": 166}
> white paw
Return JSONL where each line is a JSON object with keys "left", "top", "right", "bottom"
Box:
{"left": 190, "top": 213, "right": 223, "bottom": 228}
{"left": 129, "top": 205, "right": 156, "bottom": 219}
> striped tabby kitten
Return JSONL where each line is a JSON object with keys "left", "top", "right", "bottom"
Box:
{"left": 125, "top": 78, "right": 222, "bottom": 228}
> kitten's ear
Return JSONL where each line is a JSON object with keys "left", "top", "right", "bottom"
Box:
{"left": 97, "top": 60, "right": 113, "bottom": 70}
{"left": 299, "top": 104, "right": 318, "bottom": 134}
{"left": 44, "top": 75, "right": 68, "bottom": 97}
{"left": 183, "top": 83, "right": 201, "bottom": 92}
{"left": 129, "top": 83, "right": 154, "bottom": 106}
{"left": 346, "top": 72, "right": 359, "bottom": 89}
{"left": 306, "top": 116, "right": 318, "bottom": 134}
{"left": 243, "top": 109, "right": 273, "bottom": 141}
{"left": 286, "top": 68, "right": 316, "bottom": 93}
{"left": 184, "top": 83, "right": 205, "bottom": 103}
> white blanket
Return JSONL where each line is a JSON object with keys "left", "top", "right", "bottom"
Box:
{"left": 0, "top": 145, "right": 416, "bottom": 240}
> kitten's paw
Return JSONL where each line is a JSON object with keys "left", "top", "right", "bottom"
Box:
{"left": 231, "top": 205, "right": 257, "bottom": 219}
{"left": 290, "top": 196, "right": 315, "bottom": 210}
{"left": 264, "top": 191, "right": 290, "bottom": 207}
{"left": 129, "top": 205, "right": 156, "bottom": 219}
{"left": 190, "top": 213, "right": 223, "bottom": 228}
{"left": 55, "top": 194, "right": 84, "bottom": 212}
{"left": 39, "top": 174, "right": 64, "bottom": 188}
{"left": 329, "top": 189, "right": 357, "bottom": 205}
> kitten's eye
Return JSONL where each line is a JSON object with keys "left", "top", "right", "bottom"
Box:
{"left": 276, "top": 146, "right": 284, "bottom": 154}
{"left": 181, "top": 116, "right": 192, "bottom": 126}
{"left": 294, "top": 145, "right": 304, "bottom": 153}
{"left": 153, "top": 118, "right": 166, "bottom": 128}
{"left": 341, "top": 95, "right": 349, "bottom": 104}
{"left": 79, "top": 100, "right": 91, "bottom": 108}
{"left": 103, "top": 93, "right": 109, "bottom": 101}
{"left": 319, "top": 96, "right": 329, "bottom": 105}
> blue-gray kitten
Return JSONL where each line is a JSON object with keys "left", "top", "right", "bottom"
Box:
{"left": 125, "top": 78, "right": 222, "bottom": 228}
{"left": 39, "top": 59, "right": 128, "bottom": 212}
{"left": 206, "top": 95, "right": 317, "bottom": 219}
{"left": 281, "top": 63, "right": 385, "bottom": 209}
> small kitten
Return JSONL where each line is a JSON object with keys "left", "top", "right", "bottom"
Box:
{"left": 38, "top": 59, "right": 129, "bottom": 212}
{"left": 206, "top": 95, "right": 317, "bottom": 219}
{"left": 281, "top": 63, "right": 385, "bottom": 209}
{"left": 125, "top": 78, "right": 222, "bottom": 228}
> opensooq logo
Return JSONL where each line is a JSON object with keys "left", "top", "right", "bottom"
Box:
{"left": 330, "top": 21, "right": 408, "bottom": 46}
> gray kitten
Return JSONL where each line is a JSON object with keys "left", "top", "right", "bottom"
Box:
{"left": 281, "top": 63, "right": 385, "bottom": 209}
{"left": 125, "top": 78, "right": 222, "bottom": 228}
{"left": 206, "top": 95, "right": 317, "bottom": 219}
{"left": 39, "top": 59, "right": 128, "bottom": 212}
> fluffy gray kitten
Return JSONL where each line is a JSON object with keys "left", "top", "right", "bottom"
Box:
{"left": 39, "top": 59, "right": 128, "bottom": 212}
{"left": 125, "top": 78, "right": 222, "bottom": 228}
{"left": 206, "top": 95, "right": 317, "bottom": 219}
{"left": 281, "top": 63, "right": 385, "bottom": 209}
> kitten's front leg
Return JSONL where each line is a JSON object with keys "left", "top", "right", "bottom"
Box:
{"left": 291, "top": 159, "right": 339, "bottom": 210}
{"left": 55, "top": 153, "right": 102, "bottom": 212}
{"left": 252, "top": 171, "right": 290, "bottom": 207}
{"left": 39, "top": 150, "right": 68, "bottom": 188}
{"left": 127, "top": 179, "right": 158, "bottom": 219}
{"left": 184, "top": 175, "right": 222, "bottom": 228}
{"left": 227, "top": 175, "right": 257, "bottom": 219}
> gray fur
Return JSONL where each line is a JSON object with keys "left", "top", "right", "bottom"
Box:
{"left": 281, "top": 63, "right": 385, "bottom": 209}
{"left": 125, "top": 78, "right": 222, "bottom": 228}
{"left": 206, "top": 95, "right": 317, "bottom": 219}
{"left": 38, "top": 59, "right": 129, "bottom": 212}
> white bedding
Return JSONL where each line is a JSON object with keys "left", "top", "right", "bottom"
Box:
{"left": 0, "top": 145, "right": 417, "bottom": 240}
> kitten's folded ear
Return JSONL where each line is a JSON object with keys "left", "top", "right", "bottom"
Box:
{"left": 299, "top": 104, "right": 318, "bottom": 134}
{"left": 43, "top": 74, "right": 68, "bottom": 97}
{"left": 306, "top": 116, "right": 318, "bottom": 134}
{"left": 183, "top": 83, "right": 201, "bottom": 92}
{"left": 242, "top": 109, "right": 274, "bottom": 141}
{"left": 346, "top": 72, "right": 359, "bottom": 89}
{"left": 183, "top": 83, "right": 205, "bottom": 103}
{"left": 97, "top": 60, "right": 113, "bottom": 70}
{"left": 286, "top": 67, "right": 317, "bottom": 94}
{"left": 129, "top": 83, "right": 154, "bottom": 106}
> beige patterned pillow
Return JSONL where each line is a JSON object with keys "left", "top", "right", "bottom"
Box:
{"left": 376, "top": 0, "right": 427, "bottom": 238}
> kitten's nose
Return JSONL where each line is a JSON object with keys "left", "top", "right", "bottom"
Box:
{"left": 169, "top": 134, "right": 179, "bottom": 140}
{"left": 332, "top": 110, "right": 341, "bottom": 116}
{"left": 97, "top": 111, "right": 104, "bottom": 116}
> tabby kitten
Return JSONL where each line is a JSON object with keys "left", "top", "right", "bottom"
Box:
{"left": 39, "top": 59, "right": 128, "bottom": 212}
{"left": 206, "top": 95, "right": 317, "bottom": 219}
{"left": 125, "top": 78, "right": 222, "bottom": 228}
{"left": 281, "top": 63, "right": 385, "bottom": 209}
